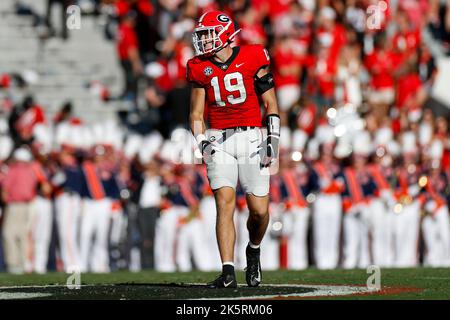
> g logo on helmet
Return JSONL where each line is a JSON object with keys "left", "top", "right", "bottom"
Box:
{"left": 217, "top": 14, "right": 230, "bottom": 23}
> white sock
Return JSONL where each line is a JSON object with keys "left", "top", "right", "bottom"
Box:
{"left": 222, "top": 261, "right": 234, "bottom": 267}
{"left": 248, "top": 241, "right": 260, "bottom": 249}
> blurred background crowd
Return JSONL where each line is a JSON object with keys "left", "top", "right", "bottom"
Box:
{"left": 0, "top": 0, "right": 450, "bottom": 274}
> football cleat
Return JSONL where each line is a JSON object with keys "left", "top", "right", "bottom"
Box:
{"left": 207, "top": 273, "right": 237, "bottom": 289}
{"left": 245, "top": 245, "right": 262, "bottom": 287}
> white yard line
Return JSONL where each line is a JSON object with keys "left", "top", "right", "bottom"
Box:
{"left": 188, "top": 283, "right": 372, "bottom": 300}
{"left": 0, "top": 292, "right": 53, "bottom": 299}
{"left": 0, "top": 284, "right": 92, "bottom": 290}
{"left": 0, "top": 283, "right": 375, "bottom": 300}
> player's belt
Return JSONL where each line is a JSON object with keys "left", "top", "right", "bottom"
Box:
{"left": 222, "top": 126, "right": 256, "bottom": 132}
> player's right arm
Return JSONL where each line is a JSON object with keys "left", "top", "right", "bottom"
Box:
{"left": 187, "top": 59, "right": 215, "bottom": 158}
{"left": 189, "top": 85, "right": 206, "bottom": 137}
{"left": 189, "top": 85, "right": 214, "bottom": 157}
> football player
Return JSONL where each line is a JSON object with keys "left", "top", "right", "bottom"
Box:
{"left": 187, "top": 11, "right": 280, "bottom": 288}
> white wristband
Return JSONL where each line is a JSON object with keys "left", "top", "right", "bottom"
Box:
{"left": 267, "top": 114, "right": 280, "bottom": 136}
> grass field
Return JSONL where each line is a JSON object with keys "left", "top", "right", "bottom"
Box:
{"left": 0, "top": 268, "right": 449, "bottom": 299}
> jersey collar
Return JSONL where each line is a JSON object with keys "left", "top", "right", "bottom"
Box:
{"left": 209, "top": 46, "right": 240, "bottom": 71}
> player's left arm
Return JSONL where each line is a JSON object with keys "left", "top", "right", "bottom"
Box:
{"left": 255, "top": 66, "right": 280, "bottom": 167}
{"left": 256, "top": 67, "right": 279, "bottom": 116}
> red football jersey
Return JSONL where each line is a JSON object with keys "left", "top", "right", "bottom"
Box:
{"left": 186, "top": 44, "right": 271, "bottom": 129}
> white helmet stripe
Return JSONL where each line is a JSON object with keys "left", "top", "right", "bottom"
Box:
{"left": 228, "top": 28, "right": 241, "bottom": 41}
{"left": 217, "top": 20, "right": 232, "bottom": 37}
{"left": 198, "top": 12, "right": 208, "bottom": 23}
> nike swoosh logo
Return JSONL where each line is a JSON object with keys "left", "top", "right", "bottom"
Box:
{"left": 236, "top": 63, "right": 245, "bottom": 68}
{"left": 224, "top": 281, "right": 234, "bottom": 287}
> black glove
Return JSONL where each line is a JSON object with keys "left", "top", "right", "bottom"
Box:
{"left": 200, "top": 139, "right": 215, "bottom": 158}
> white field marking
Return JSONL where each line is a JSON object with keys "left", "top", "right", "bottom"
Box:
{"left": 0, "top": 284, "right": 92, "bottom": 300}
{"left": 0, "top": 292, "right": 53, "bottom": 300}
{"left": 0, "top": 283, "right": 374, "bottom": 300}
{"left": 187, "top": 283, "right": 372, "bottom": 300}
{"left": 0, "top": 284, "right": 92, "bottom": 290}
{"left": 0, "top": 284, "right": 106, "bottom": 298}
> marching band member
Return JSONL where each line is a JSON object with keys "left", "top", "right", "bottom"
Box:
{"left": 421, "top": 140, "right": 450, "bottom": 267}
{"left": 80, "top": 146, "right": 113, "bottom": 273}
{"left": 392, "top": 132, "right": 423, "bottom": 267}
{"left": 310, "top": 124, "right": 343, "bottom": 269}
{"left": 369, "top": 127, "right": 398, "bottom": 267}
{"left": 279, "top": 154, "right": 311, "bottom": 270}
{"left": 154, "top": 156, "right": 179, "bottom": 272}
{"left": 53, "top": 122, "right": 84, "bottom": 272}
{"left": 172, "top": 165, "right": 210, "bottom": 272}
{"left": 342, "top": 132, "right": 375, "bottom": 269}
{"left": 29, "top": 124, "right": 53, "bottom": 274}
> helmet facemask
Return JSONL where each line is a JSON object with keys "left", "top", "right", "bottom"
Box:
{"left": 192, "top": 26, "right": 226, "bottom": 56}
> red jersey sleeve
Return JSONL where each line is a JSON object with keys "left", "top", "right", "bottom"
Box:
{"left": 249, "top": 44, "right": 271, "bottom": 75}
{"left": 186, "top": 59, "right": 204, "bottom": 87}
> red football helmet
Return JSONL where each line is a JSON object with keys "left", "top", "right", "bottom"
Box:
{"left": 192, "top": 11, "right": 240, "bottom": 56}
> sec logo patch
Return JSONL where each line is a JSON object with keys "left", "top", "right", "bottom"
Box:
{"left": 204, "top": 67, "right": 213, "bottom": 76}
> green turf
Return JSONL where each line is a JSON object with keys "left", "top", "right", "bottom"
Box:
{"left": 0, "top": 268, "right": 449, "bottom": 299}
